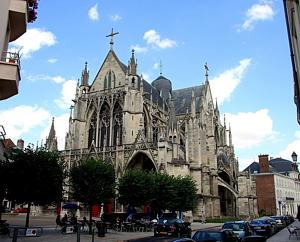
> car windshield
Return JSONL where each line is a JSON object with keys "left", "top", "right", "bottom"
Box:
{"left": 223, "top": 223, "right": 244, "bottom": 231}
{"left": 251, "top": 220, "right": 266, "bottom": 225}
{"left": 158, "top": 218, "right": 181, "bottom": 225}
{"left": 193, "top": 231, "right": 222, "bottom": 241}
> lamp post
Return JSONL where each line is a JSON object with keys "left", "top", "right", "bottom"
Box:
{"left": 292, "top": 151, "right": 298, "bottom": 162}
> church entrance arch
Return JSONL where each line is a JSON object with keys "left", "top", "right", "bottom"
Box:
{"left": 126, "top": 152, "right": 157, "bottom": 171}
{"left": 218, "top": 177, "right": 238, "bottom": 217}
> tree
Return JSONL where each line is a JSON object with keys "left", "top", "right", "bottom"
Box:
{"left": 0, "top": 159, "right": 8, "bottom": 220}
{"left": 6, "top": 146, "right": 64, "bottom": 227}
{"left": 70, "top": 158, "right": 115, "bottom": 233}
{"left": 150, "top": 173, "right": 176, "bottom": 214}
{"left": 169, "top": 176, "right": 198, "bottom": 217}
{"left": 117, "top": 171, "right": 198, "bottom": 218}
{"left": 118, "top": 169, "right": 153, "bottom": 208}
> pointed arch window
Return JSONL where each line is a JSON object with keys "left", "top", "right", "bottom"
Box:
{"left": 98, "top": 103, "right": 110, "bottom": 146}
{"left": 112, "top": 102, "right": 123, "bottom": 146}
{"left": 88, "top": 111, "right": 97, "bottom": 147}
{"left": 104, "top": 70, "right": 116, "bottom": 89}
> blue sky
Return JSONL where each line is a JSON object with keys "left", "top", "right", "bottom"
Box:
{"left": 1, "top": 0, "right": 299, "bottom": 170}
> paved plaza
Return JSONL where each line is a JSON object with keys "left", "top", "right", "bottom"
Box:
{"left": 1, "top": 214, "right": 300, "bottom": 242}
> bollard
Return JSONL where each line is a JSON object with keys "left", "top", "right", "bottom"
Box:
{"left": 77, "top": 224, "right": 80, "bottom": 242}
{"left": 91, "top": 228, "right": 95, "bottom": 242}
{"left": 12, "top": 228, "right": 18, "bottom": 242}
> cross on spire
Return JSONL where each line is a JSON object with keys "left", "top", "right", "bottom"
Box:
{"left": 106, "top": 28, "right": 119, "bottom": 50}
{"left": 159, "top": 60, "right": 163, "bottom": 75}
{"left": 204, "top": 62, "right": 209, "bottom": 82}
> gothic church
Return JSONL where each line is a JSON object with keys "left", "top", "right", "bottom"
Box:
{"left": 61, "top": 33, "right": 239, "bottom": 219}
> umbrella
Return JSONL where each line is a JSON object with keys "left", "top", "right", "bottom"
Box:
{"left": 62, "top": 203, "right": 79, "bottom": 209}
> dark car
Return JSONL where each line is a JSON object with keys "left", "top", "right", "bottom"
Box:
{"left": 283, "top": 215, "right": 295, "bottom": 225}
{"left": 270, "top": 216, "right": 286, "bottom": 229}
{"left": 192, "top": 229, "right": 239, "bottom": 242}
{"left": 154, "top": 217, "right": 192, "bottom": 237}
{"left": 222, "top": 221, "right": 252, "bottom": 241}
{"left": 249, "top": 219, "right": 275, "bottom": 237}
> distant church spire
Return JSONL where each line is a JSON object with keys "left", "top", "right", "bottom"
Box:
{"left": 81, "top": 62, "right": 89, "bottom": 86}
{"left": 106, "top": 28, "right": 119, "bottom": 50}
{"left": 204, "top": 62, "right": 209, "bottom": 83}
{"left": 45, "top": 117, "right": 58, "bottom": 151}
{"left": 159, "top": 60, "right": 163, "bottom": 75}
{"left": 128, "top": 49, "right": 137, "bottom": 75}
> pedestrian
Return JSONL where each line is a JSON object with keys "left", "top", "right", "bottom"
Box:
{"left": 201, "top": 209, "right": 206, "bottom": 224}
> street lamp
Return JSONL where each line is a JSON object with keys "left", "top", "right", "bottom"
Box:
{"left": 292, "top": 151, "right": 298, "bottom": 163}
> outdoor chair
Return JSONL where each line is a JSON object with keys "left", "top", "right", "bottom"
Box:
{"left": 287, "top": 226, "right": 299, "bottom": 240}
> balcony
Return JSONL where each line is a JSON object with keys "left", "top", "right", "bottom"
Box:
{"left": 9, "top": 0, "right": 27, "bottom": 41}
{"left": 0, "top": 51, "right": 21, "bottom": 100}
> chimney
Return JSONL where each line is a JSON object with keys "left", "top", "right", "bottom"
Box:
{"left": 259, "top": 154, "right": 269, "bottom": 173}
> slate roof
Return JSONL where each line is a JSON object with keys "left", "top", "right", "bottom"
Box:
{"left": 269, "top": 157, "right": 299, "bottom": 173}
{"left": 172, "top": 85, "right": 204, "bottom": 115}
{"left": 243, "top": 157, "right": 299, "bottom": 174}
{"left": 143, "top": 80, "right": 164, "bottom": 108}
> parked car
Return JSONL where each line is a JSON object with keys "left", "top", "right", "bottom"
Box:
{"left": 283, "top": 215, "right": 295, "bottom": 225}
{"left": 154, "top": 217, "right": 192, "bottom": 237}
{"left": 192, "top": 229, "right": 239, "bottom": 242}
{"left": 13, "top": 207, "right": 28, "bottom": 213}
{"left": 249, "top": 218, "right": 275, "bottom": 237}
{"left": 222, "top": 221, "right": 252, "bottom": 241}
{"left": 270, "top": 216, "right": 286, "bottom": 229}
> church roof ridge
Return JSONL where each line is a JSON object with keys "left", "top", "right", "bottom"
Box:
{"left": 173, "top": 84, "right": 203, "bottom": 92}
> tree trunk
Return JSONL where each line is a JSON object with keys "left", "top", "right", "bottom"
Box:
{"left": 89, "top": 204, "right": 93, "bottom": 234}
{"left": 0, "top": 204, "right": 2, "bottom": 220}
{"left": 25, "top": 203, "right": 31, "bottom": 227}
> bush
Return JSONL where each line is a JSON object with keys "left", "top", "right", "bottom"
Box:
{"left": 204, "top": 217, "right": 242, "bottom": 223}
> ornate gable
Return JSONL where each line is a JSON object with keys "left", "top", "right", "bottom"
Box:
{"left": 90, "top": 50, "right": 127, "bottom": 92}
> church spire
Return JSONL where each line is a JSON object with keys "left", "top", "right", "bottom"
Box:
{"left": 204, "top": 62, "right": 209, "bottom": 83}
{"left": 81, "top": 62, "right": 89, "bottom": 86}
{"left": 45, "top": 117, "right": 58, "bottom": 151}
{"left": 128, "top": 49, "right": 137, "bottom": 75}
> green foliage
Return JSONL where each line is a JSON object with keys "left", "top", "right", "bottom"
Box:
{"left": 150, "top": 173, "right": 176, "bottom": 211}
{"left": 70, "top": 158, "right": 115, "bottom": 205}
{"left": 6, "top": 146, "right": 64, "bottom": 205}
{"left": 118, "top": 169, "right": 152, "bottom": 207}
{"left": 205, "top": 217, "right": 242, "bottom": 223}
{"left": 118, "top": 171, "right": 198, "bottom": 214}
{"left": 169, "top": 176, "right": 198, "bottom": 212}
{"left": 0, "top": 159, "right": 9, "bottom": 219}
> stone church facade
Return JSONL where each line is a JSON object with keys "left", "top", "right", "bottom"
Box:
{"left": 61, "top": 37, "right": 240, "bottom": 219}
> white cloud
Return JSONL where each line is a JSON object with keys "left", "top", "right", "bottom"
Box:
{"left": 277, "top": 131, "right": 300, "bottom": 162}
{"left": 210, "top": 58, "right": 251, "bottom": 104}
{"left": 143, "top": 29, "right": 177, "bottom": 49}
{"left": 110, "top": 14, "right": 122, "bottom": 21}
{"left": 48, "top": 58, "right": 57, "bottom": 63}
{"left": 130, "top": 45, "right": 148, "bottom": 53}
{"left": 10, "top": 28, "right": 56, "bottom": 58}
{"left": 27, "top": 74, "right": 66, "bottom": 84}
{"left": 0, "top": 105, "right": 50, "bottom": 142}
{"left": 241, "top": 1, "right": 275, "bottom": 30}
{"left": 225, "top": 109, "right": 277, "bottom": 149}
{"left": 141, "top": 72, "right": 150, "bottom": 82}
{"left": 88, "top": 4, "right": 99, "bottom": 21}
{"left": 153, "top": 62, "right": 160, "bottom": 70}
{"left": 54, "top": 80, "right": 77, "bottom": 109}
{"left": 40, "top": 113, "right": 70, "bottom": 150}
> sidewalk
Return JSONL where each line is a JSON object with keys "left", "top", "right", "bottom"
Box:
{"left": 0, "top": 222, "right": 222, "bottom": 242}
{"left": 267, "top": 219, "right": 300, "bottom": 242}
